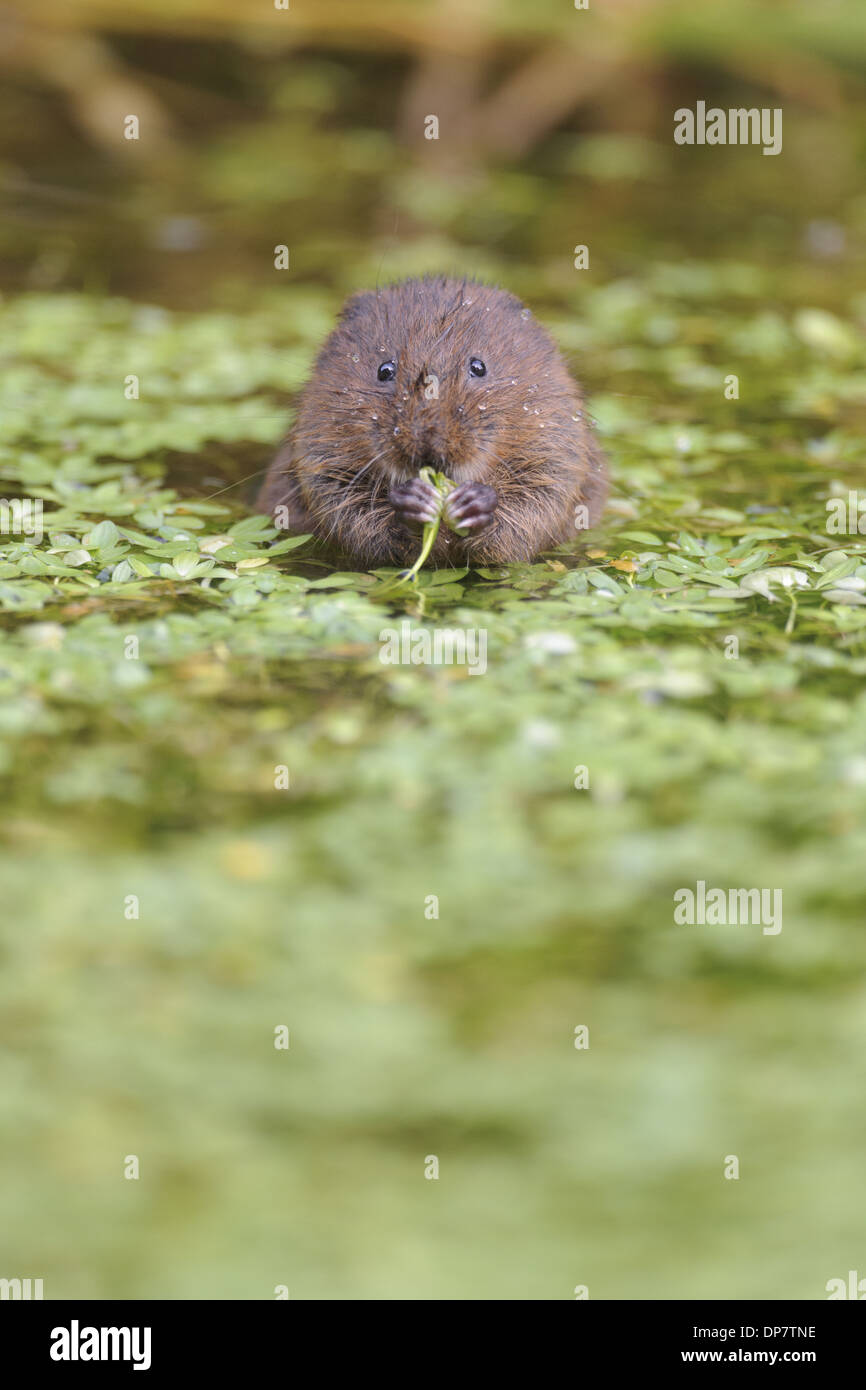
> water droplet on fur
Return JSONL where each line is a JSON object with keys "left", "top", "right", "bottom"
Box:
{"left": 520, "top": 308, "right": 531, "bottom": 320}
{"left": 572, "top": 413, "right": 583, "bottom": 422}
{"left": 462, "top": 298, "right": 473, "bottom": 307}
{"left": 350, "top": 353, "right": 359, "bottom": 363}
{"left": 393, "top": 427, "right": 401, "bottom": 436}
{"left": 371, "top": 413, "right": 378, "bottom": 421}
{"left": 478, "top": 404, "right": 486, "bottom": 411}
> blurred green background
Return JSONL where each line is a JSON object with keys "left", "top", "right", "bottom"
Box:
{"left": 1, "top": 0, "right": 865, "bottom": 1299}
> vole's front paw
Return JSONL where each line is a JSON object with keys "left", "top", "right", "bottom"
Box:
{"left": 444, "top": 482, "right": 498, "bottom": 534}
{"left": 390, "top": 478, "right": 440, "bottom": 532}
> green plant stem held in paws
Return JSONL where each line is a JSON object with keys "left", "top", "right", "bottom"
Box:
{"left": 399, "top": 467, "right": 467, "bottom": 583}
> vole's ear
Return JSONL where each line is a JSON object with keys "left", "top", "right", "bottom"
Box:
{"left": 339, "top": 290, "right": 377, "bottom": 324}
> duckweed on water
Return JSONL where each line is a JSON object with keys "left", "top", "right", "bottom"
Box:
{"left": 2, "top": 265, "right": 866, "bottom": 1298}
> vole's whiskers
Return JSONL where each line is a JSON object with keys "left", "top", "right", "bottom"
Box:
{"left": 201, "top": 465, "right": 272, "bottom": 501}
{"left": 352, "top": 448, "right": 388, "bottom": 483}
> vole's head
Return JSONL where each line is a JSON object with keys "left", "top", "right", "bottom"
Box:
{"left": 301, "top": 276, "right": 560, "bottom": 485}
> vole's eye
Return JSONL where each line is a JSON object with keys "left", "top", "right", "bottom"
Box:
{"left": 377, "top": 360, "right": 397, "bottom": 382}
{"left": 469, "top": 358, "right": 486, "bottom": 378}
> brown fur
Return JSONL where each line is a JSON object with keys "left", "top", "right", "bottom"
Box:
{"left": 257, "top": 276, "right": 608, "bottom": 565}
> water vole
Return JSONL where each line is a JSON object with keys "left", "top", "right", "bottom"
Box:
{"left": 258, "top": 276, "right": 608, "bottom": 565}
